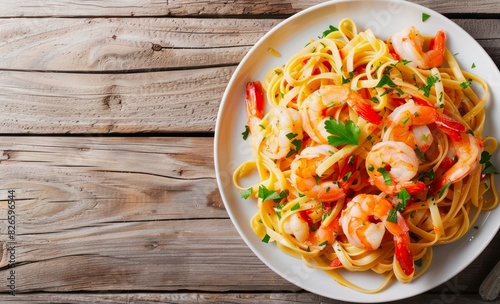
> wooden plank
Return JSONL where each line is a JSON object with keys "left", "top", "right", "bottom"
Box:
{"left": 0, "top": 292, "right": 493, "bottom": 303}
{"left": 0, "top": 68, "right": 233, "bottom": 133}
{"left": 1, "top": 0, "right": 499, "bottom": 17}
{"left": 0, "top": 18, "right": 279, "bottom": 71}
{"left": 0, "top": 18, "right": 498, "bottom": 72}
{"left": 0, "top": 136, "right": 225, "bottom": 227}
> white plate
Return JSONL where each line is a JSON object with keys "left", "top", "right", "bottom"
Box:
{"left": 214, "top": 0, "right": 500, "bottom": 302}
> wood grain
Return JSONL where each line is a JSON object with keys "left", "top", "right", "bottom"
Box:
{"left": 0, "top": 18, "right": 498, "bottom": 72}
{"left": 0, "top": 18, "right": 279, "bottom": 71}
{"left": 0, "top": 68, "right": 232, "bottom": 133}
{"left": 0, "top": 137, "right": 224, "bottom": 228}
{"left": 1, "top": 0, "right": 499, "bottom": 17}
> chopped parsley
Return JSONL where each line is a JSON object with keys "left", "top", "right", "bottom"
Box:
{"left": 416, "top": 74, "right": 440, "bottom": 97}
{"left": 262, "top": 234, "right": 271, "bottom": 243}
{"left": 321, "top": 25, "right": 339, "bottom": 38}
{"left": 387, "top": 189, "right": 410, "bottom": 223}
{"left": 439, "top": 181, "right": 452, "bottom": 198}
{"left": 258, "top": 185, "right": 283, "bottom": 202}
{"left": 242, "top": 125, "right": 250, "bottom": 140}
{"left": 422, "top": 13, "right": 431, "bottom": 22}
{"left": 342, "top": 71, "right": 354, "bottom": 84}
{"left": 318, "top": 240, "right": 329, "bottom": 247}
{"left": 419, "top": 170, "right": 435, "bottom": 181}
{"left": 241, "top": 187, "right": 252, "bottom": 199}
{"left": 460, "top": 79, "right": 473, "bottom": 89}
{"left": 414, "top": 258, "right": 423, "bottom": 267}
{"left": 480, "top": 151, "right": 499, "bottom": 175}
{"left": 291, "top": 202, "right": 301, "bottom": 211}
{"left": 377, "top": 167, "right": 392, "bottom": 185}
{"left": 376, "top": 74, "right": 397, "bottom": 88}
{"left": 325, "top": 118, "right": 360, "bottom": 146}
{"left": 415, "top": 147, "right": 426, "bottom": 161}
{"left": 471, "top": 63, "right": 476, "bottom": 69}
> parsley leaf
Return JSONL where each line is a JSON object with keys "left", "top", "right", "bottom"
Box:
{"left": 414, "top": 258, "right": 423, "bottom": 267}
{"left": 480, "top": 151, "right": 499, "bottom": 175}
{"left": 460, "top": 79, "right": 472, "bottom": 89}
{"left": 321, "top": 25, "right": 339, "bottom": 38}
{"left": 242, "top": 125, "right": 250, "bottom": 140}
{"left": 342, "top": 71, "right": 354, "bottom": 84}
{"left": 291, "top": 202, "right": 301, "bottom": 211}
{"left": 325, "top": 118, "right": 360, "bottom": 146}
{"left": 241, "top": 187, "right": 252, "bottom": 199}
{"left": 387, "top": 208, "right": 397, "bottom": 223}
{"left": 262, "top": 234, "right": 271, "bottom": 243}
{"left": 258, "top": 185, "right": 282, "bottom": 202}
{"left": 377, "top": 167, "right": 392, "bottom": 185}
{"left": 483, "top": 162, "right": 500, "bottom": 175}
{"left": 416, "top": 75, "right": 440, "bottom": 97}
{"left": 397, "top": 188, "right": 410, "bottom": 211}
{"left": 422, "top": 13, "right": 431, "bottom": 22}
{"left": 419, "top": 169, "right": 435, "bottom": 181}
{"left": 376, "top": 74, "right": 397, "bottom": 88}
{"left": 439, "top": 181, "right": 452, "bottom": 198}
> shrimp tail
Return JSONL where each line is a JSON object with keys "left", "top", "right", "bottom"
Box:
{"left": 434, "top": 112, "right": 467, "bottom": 141}
{"left": 402, "top": 181, "right": 426, "bottom": 195}
{"left": 245, "top": 81, "right": 265, "bottom": 131}
{"left": 339, "top": 155, "right": 358, "bottom": 189}
{"left": 428, "top": 30, "right": 446, "bottom": 68}
{"left": 351, "top": 102, "right": 382, "bottom": 125}
{"left": 393, "top": 213, "right": 414, "bottom": 276}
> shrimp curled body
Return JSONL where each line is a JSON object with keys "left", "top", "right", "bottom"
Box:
{"left": 340, "top": 194, "right": 414, "bottom": 277}
{"left": 366, "top": 141, "right": 425, "bottom": 195}
{"left": 391, "top": 26, "right": 446, "bottom": 69}
{"left": 290, "top": 145, "right": 345, "bottom": 202}
{"left": 300, "top": 85, "right": 381, "bottom": 144}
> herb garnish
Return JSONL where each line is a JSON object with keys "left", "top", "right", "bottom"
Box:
{"left": 242, "top": 125, "right": 250, "bottom": 140}
{"left": 325, "top": 118, "right": 360, "bottom": 146}
{"left": 321, "top": 25, "right": 339, "bottom": 38}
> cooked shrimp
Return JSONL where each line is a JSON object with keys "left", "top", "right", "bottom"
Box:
{"left": 245, "top": 81, "right": 265, "bottom": 135}
{"left": 284, "top": 212, "right": 310, "bottom": 243}
{"left": 245, "top": 81, "right": 303, "bottom": 159}
{"left": 284, "top": 212, "right": 339, "bottom": 246}
{"left": 290, "top": 145, "right": 345, "bottom": 202}
{"left": 383, "top": 100, "right": 435, "bottom": 153}
{"left": 366, "top": 141, "right": 425, "bottom": 195}
{"left": 430, "top": 133, "right": 483, "bottom": 194}
{"left": 301, "top": 85, "right": 382, "bottom": 144}
{"left": 384, "top": 99, "right": 467, "bottom": 152}
{"left": 390, "top": 26, "right": 446, "bottom": 69}
{"left": 340, "top": 194, "right": 414, "bottom": 276}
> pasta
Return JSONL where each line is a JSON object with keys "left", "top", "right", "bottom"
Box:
{"left": 233, "top": 18, "right": 498, "bottom": 292}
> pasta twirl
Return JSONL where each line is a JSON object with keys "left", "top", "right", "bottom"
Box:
{"left": 233, "top": 18, "right": 498, "bottom": 293}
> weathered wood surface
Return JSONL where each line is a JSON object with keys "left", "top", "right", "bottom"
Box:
{"left": 1, "top": 0, "right": 500, "bottom": 17}
{"left": 0, "top": 18, "right": 498, "bottom": 133}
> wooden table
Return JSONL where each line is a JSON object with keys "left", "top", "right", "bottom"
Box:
{"left": 0, "top": 0, "right": 498, "bottom": 303}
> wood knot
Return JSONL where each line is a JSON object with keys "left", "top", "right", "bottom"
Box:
{"left": 151, "top": 43, "right": 163, "bottom": 51}
{"left": 145, "top": 242, "right": 159, "bottom": 250}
